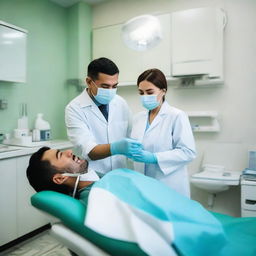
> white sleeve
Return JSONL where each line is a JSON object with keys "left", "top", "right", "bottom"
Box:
{"left": 127, "top": 107, "right": 133, "bottom": 138}
{"left": 65, "top": 105, "right": 97, "bottom": 160}
{"left": 156, "top": 112, "right": 196, "bottom": 175}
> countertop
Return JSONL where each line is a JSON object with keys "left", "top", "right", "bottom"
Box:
{"left": 0, "top": 140, "right": 73, "bottom": 160}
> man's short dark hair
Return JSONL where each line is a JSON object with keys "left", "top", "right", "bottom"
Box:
{"left": 26, "top": 147, "right": 71, "bottom": 194}
{"left": 87, "top": 57, "right": 119, "bottom": 80}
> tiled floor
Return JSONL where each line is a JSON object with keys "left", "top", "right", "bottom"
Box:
{"left": 1, "top": 231, "right": 71, "bottom": 256}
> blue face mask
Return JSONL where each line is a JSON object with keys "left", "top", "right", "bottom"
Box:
{"left": 141, "top": 95, "right": 160, "bottom": 110}
{"left": 94, "top": 88, "right": 117, "bottom": 105}
{"left": 92, "top": 81, "right": 117, "bottom": 105}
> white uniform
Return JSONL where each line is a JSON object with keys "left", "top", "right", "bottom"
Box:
{"left": 65, "top": 89, "right": 131, "bottom": 174}
{"left": 131, "top": 101, "right": 196, "bottom": 197}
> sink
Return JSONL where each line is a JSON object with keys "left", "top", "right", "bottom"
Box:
{"left": 190, "top": 178, "right": 230, "bottom": 193}
{"left": 190, "top": 165, "right": 241, "bottom": 208}
{"left": 0, "top": 144, "right": 23, "bottom": 153}
{"left": 190, "top": 164, "right": 241, "bottom": 194}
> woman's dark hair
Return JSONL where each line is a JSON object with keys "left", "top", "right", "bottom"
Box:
{"left": 137, "top": 68, "right": 167, "bottom": 100}
{"left": 26, "top": 147, "right": 71, "bottom": 194}
{"left": 88, "top": 57, "right": 119, "bottom": 80}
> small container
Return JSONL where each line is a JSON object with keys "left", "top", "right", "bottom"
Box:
{"left": 35, "top": 113, "right": 51, "bottom": 141}
{"left": 14, "top": 128, "right": 29, "bottom": 138}
{"left": 40, "top": 130, "right": 51, "bottom": 141}
{"left": 249, "top": 151, "right": 256, "bottom": 171}
{"left": 0, "top": 133, "right": 4, "bottom": 143}
{"left": 32, "top": 129, "right": 41, "bottom": 142}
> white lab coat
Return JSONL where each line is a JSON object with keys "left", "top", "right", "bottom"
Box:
{"left": 65, "top": 89, "right": 131, "bottom": 174}
{"left": 131, "top": 101, "right": 196, "bottom": 197}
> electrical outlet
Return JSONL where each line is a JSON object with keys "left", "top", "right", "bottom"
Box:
{"left": 0, "top": 99, "right": 8, "bottom": 110}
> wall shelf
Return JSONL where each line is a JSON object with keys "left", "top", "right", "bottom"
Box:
{"left": 118, "top": 76, "right": 179, "bottom": 87}
{"left": 187, "top": 111, "right": 220, "bottom": 132}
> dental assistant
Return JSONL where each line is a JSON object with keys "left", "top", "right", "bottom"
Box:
{"left": 131, "top": 69, "right": 196, "bottom": 197}
{"left": 65, "top": 57, "right": 141, "bottom": 175}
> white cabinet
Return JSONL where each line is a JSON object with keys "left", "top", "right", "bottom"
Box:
{"left": 93, "top": 23, "right": 141, "bottom": 84}
{"left": 171, "top": 8, "right": 225, "bottom": 78}
{"left": 187, "top": 111, "right": 220, "bottom": 132}
{"left": 241, "top": 178, "right": 256, "bottom": 217}
{"left": 93, "top": 9, "right": 226, "bottom": 84}
{"left": 16, "top": 156, "right": 51, "bottom": 237}
{"left": 0, "top": 156, "right": 47, "bottom": 246}
{"left": 0, "top": 141, "right": 72, "bottom": 246}
{"left": 140, "top": 14, "right": 171, "bottom": 79}
{"left": 0, "top": 158, "right": 17, "bottom": 245}
{"left": 93, "top": 14, "right": 171, "bottom": 85}
{"left": 0, "top": 21, "right": 27, "bottom": 83}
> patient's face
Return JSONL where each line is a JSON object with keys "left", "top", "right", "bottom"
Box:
{"left": 42, "top": 149, "right": 88, "bottom": 174}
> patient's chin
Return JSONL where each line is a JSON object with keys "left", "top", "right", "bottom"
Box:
{"left": 79, "top": 162, "right": 88, "bottom": 174}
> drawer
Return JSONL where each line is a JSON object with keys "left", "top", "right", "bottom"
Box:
{"left": 241, "top": 209, "right": 256, "bottom": 218}
{"left": 241, "top": 184, "right": 256, "bottom": 210}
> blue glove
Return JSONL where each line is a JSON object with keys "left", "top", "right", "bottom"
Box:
{"left": 110, "top": 138, "right": 143, "bottom": 156}
{"left": 131, "top": 149, "right": 158, "bottom": 164}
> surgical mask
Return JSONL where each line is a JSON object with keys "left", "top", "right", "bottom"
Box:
{"left": 141, "top": 94, "right": 160, "bottom": 110}
{"left": 95, "top": 88, "right": 117, "bottom": 104}
{"left": 92, "top": 81, "right": 117, "bottom": 105}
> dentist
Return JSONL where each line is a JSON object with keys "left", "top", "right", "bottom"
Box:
{"left": 65, "top": 57, "right": 141, "bottom": 175}
{"left": 131, "top": 69, "right": 196, "bottom": 197}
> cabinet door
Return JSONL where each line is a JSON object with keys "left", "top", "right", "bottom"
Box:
{"left": 16, "top": 156, "right": 51, "bottom": 237}
{"left": 0, "top": 24, "right": 27, "bottom": 83}
{"left": 171, "top": 8, "right": 224, "bottom": 77}
{"left": 93, "top": 24, "right": 142, "bottom": 83}
{"left": 93, "top": 14, "right": 172, "bottom": 84}
{"left": 0, "top": 158, "right": 17, "bottom": 246}
{"left": 141, "top": 13, "right": 171, "bottom": 77}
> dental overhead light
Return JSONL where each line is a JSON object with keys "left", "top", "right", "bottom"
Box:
{"left": 122, "top": 15, "right": 162, "bottom": 51}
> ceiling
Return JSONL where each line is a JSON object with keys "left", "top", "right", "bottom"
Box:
{"left": 50, "top": 0, "right": 107, "bottom": 7}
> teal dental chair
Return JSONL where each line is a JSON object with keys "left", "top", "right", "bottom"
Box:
{"left": 31, "top": 191, "right": 256, "bottom": 256}
{"left": 31, "top": 191, "right": 177, "bottom": 256}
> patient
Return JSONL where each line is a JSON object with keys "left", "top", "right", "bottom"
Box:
{"left": 26, "top": 146, "right": 96, "bottom": 198}
{"left": 27, "top": 147, "right": 228, "bottom": 256}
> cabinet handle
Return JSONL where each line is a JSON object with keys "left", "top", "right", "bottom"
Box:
{"left": 245, "top": 199, "right": 256, "bottom": 205}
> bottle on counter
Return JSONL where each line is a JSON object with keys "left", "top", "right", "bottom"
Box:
{"left": 16, "top": 103, "right": 29, "bottom": 138}
{"left": 32, "top": 129, "right": 40, "bottom": 142}
{"left": 34, "top": 113, "right": 51, "bottom": 141}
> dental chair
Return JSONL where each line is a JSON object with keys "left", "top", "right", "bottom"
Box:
{"left": 31, "top": 190, "right": 256, "bottom": 256}
{"left": 31, "top": 191, "right": 178, "bottom": 256}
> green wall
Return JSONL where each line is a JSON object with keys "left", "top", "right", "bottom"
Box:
{"left": 67, "top": 1, "right": 92, "bottom": 101}
{"left": 0, "top": 0, "right": 91, "bottom": 139}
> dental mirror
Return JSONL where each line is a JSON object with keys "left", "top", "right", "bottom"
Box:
{"left": 122, "top": 15, "right": 162, "bottom": 51}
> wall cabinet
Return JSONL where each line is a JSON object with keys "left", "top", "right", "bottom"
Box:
{"left": 92, "top": 14, "right": 171, "bottom": 85}
{"left": 0, "top": 21, "right": 27, "bottom": 83}
{"left": 171, "top": 8, "right": 224, "bottom": 78}
{"left": 93, "top": 8, "right": 225, "bottom": 86}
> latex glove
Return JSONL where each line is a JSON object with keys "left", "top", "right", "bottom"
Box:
{"left": 131, "top": 149, "right": 158, "bottom": 164}
{"left": 110, "top": 138, "right": 143, "bottom": 156}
